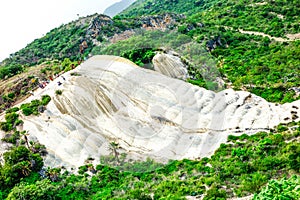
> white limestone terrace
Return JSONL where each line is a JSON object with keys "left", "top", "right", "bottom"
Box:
{"left": 153, "top": 52, "right": 189, "bottom": 80}
{"left": 1, "top": 55, "right": 299, "bottom": 169}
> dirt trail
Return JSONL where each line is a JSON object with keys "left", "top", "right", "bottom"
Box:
{"left": 238, "top": 29, "right": 300, "bottom": 42}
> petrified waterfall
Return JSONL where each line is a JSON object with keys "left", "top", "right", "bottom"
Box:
{"left": 9, "top": 55, "right": 299, "bottom": 168}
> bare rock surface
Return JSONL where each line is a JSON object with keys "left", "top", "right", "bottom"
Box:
{"left": 3, "top": 55, "right": 299, "bottom": 168}
{"left": 153, "top": 52, "right": 189, "bottom": 80}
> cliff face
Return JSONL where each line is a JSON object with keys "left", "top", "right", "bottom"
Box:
{"left": 13, "top": 56, "right": 299, "bottom": 168}
{"left": 139, "top": 13, "right": 182, "bottom": 30}
{"left": 87, "top": 14, "right": 114, "bottom": 38}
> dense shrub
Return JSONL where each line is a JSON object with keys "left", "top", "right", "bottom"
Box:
{"left": 254, "top": 175, "right": 300, "bottom": 200}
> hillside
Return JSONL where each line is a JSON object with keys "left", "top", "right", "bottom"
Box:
{"left": 0, "top": 0, "right": 300, "bottom": 199}
{"left": 1, "top": 55, "right": 299, "bottom": 199}
{"left": 120, "top": 0, "right": 300, "bottom": 38}
{"left": 104, "top": 0, "right": 136, "bottom": 17}
{"left": 1, "top": 0, "right": 299, "bottom": 108}
{"left": 7, "top": 55, "right": 300, "bottom": 168}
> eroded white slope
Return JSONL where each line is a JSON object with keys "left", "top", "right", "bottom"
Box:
{"left": 12, "top": 55, "right": 300, "bottom": 168}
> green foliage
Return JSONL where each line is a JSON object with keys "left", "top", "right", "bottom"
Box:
{"left": 41, "top": 95, "right": 51, "bottom": 106}
{"left": 55, "top": 90, "right": 63, "bottom": 95}
{"left": 1, "top": 131, "right": 21, "bottom": 144}
{"left": 187, "top": 79, "right": 207, "bottom": 88}
{"left": 1, "top": 146, "right": 44, "bottom": 189}
{"left": 254, "top": 175, "right": 300, "bottom": 200}
{"left": 0, "top": 22, "right": 87, "bottom": 80}
{"left": 0, "top": 122, "right": 299, "bottom": 199}
{"left": 116, "top": 0, "right": 300, "bottom": 102}
{"left": 61, "top": 58, "right": 78, "bottom": 72}
{"left": 6, "top": 107, "right": 20, "bottom": 114}
{"left": 121, "top": 48, "right": 156, "bottom": 68}
{"left": 21, "top": 107, "right": 34, "bottom": 116}
{"left": 78, "top": 165, "right": 88, "bottom": 175}
{"left": 119, "top": 0, "right": 219, "bottom": 18}
{"left": 277, "top": 124, "right": 289, "bottom": 132}
{"left": 0, "top": 64, "right": 23, "bottom": 79}
{"left": 7, "top": 179, "right": 57, "bottom": 200}
{"left": 0, "top": 95, "right": 50, "bottom": 133}
{"left": 21, "top": 95, "right": 51, "bottom": 116}
{"left": 1, "top": 0, "right": 299, "bottom": 102}
{"left": 1, "top": 1, "right": 300, "bottom": 199}
{"left": 0, "top": 112, "right": 22, "bottom": 132}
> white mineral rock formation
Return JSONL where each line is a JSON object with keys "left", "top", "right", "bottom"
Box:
{"left": 153, "top": 53, "right": 189, "bottom": 80}
{"left": 2, "top": 55, "right": 299, "bottom": 169}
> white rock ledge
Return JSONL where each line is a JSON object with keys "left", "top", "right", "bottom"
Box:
{"left": 3, "top": 55, "right": 299, "bottom": 169}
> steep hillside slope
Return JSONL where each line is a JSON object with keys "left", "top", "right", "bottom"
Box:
{"left": 13, "top": 56, "right": 300, "bottom": 168}
{"left": 1, "top": 0, "right": 300, "bottom": 106}
{"left": 0, "top": 0, "right": 300, "bottom": 198}
{"left": 119, "top": 0, "right": 219, "bottom": 17}
{"left": 1, "top": 55, "right": 299, "bottom": 199}
{"left": 120, "top": 0, "right": 300, "bottom": 37}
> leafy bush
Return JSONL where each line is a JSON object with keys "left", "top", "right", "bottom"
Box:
{"left": 55, "top": 90, "right": 63, "bottom": 95}
{"left": 21, "top": 95, "right": 51, "bottom": 116}
{"left": 254, "top": 175, "right": 300, "bottom": 200}
{"left": 22, "top": 107, "right": 34, "bottom": 116}
{"left": 7, "top": 179, "right": 57, "bottom": 200}
{"left": 1, "top": 131, "right": 21, "bottom": 144}
{"left": 0, "top": 112, "right": 22, "bottom": 132}
{"left": 6, "top": 107, "right": 20, "bottom": 114}
{"left": 41, "top": 95, "right": 51, "bottom": 105}
{"left": 277, "top": 124, "right": 289, "bottom": 132}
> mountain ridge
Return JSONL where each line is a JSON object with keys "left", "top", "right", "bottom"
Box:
{"left": 104, "top": 0, "right": 136, "bottom": 17}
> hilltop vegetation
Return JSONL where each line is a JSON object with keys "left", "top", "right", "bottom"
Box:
{"left": 119, "top": 0, "right": 219, "bottom": 18}
{"left": 121, "top": 0, "right": 300, "bottom": 37}
{"left": 1, "top": 0, "right": 300, "bottom": 104}
{"left": 117, "top": 0, "right": 300, "bottom": 103}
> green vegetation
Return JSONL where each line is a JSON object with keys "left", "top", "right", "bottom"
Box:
{"left": 119, "top": 0, "right": 219, "bottom": 18}
{"left": 0, "top": 121, "right": 299, "bottom": 199}
{"left": 120, "top": 0, "right": 300, "bottom": 37}
{"left": 254, "top": 175, "right": 300, "bottom": 200}
{"left": 1, "top": 95, "right": 51, "bottom": 133}
{"left": 211, "top": 33, "right": 300, "bottom": 102}
{"left": 0, "top": 1, "right": 300, "bottom": 198}
{"left": 119, "top": 0, "right": 300, "bottom": 102}
{"left": 0, "top": 64, "right": 23, "bottom": 79}
{"left": 0, "top": 112, "right": 23, "bottom": 132}
{"left": 1, "top": 0, "right": 299, "bottom": 103}
{"left": 0, "top": 145, "right": 44, "bottom": 198}
{"left": 20, "top": 95, "right": 51, "bottom": 116}
{"left": 55, "top": 90, "right": 63, "bottom": 95}
{"left": 121, "top": 48, "right": 156, "bottom": 68}
{"left": 0, "top": 96, "right": 50, "bottom": 197}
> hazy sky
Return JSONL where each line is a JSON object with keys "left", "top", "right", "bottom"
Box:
{"left": 0, "top": 0, "right": 120, "bottom": 61}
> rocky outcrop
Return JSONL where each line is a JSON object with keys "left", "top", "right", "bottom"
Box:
{"left": 152, "top": 52, "right": 189, "bottom": 80}
{"left": 140, "top": 13, "right": 182, "bottom": 30}
{"left": 86, "top": 14, "right": 114, "bottom": 39}
{"left": 10, "top": 56, "right": 300, "bottom": 169}
{"left": 206, "top": 36, "right": 223, "bottom": 52}
{"left": 110, "top": 30, "right": 136, "bottom": 44}
{"left": 87, "top": 13, "right": 183, "bottom": 46}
